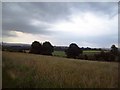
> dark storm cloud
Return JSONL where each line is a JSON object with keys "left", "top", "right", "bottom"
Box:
{"left": 2, "top": 2, "right": 117, "bottom": 37}
{"left": 2, "top": 2, "right": 71, "bottom": 36}
{"left": 2, "top": 15, "right": 52, "bottom": 34}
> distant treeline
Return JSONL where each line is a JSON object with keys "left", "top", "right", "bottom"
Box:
{"left": 54, "top": 46, "right": 102, "bottom": 51}
{"left": 2, "top": 42, "right": 103, "bottom": 52}
{"left": 2, "top": 45, "right": 30, "bottom": 52}
{"left": 2, "top": 41, "right": 119, "bottom": 62}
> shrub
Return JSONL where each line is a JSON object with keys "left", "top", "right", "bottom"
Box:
{"left": 42, "top": 41, "right": 54, "bottom": 55}
{"left": 65, "top": 43, "right": 83, "bottom": 59}
{"left": 29, "top": 41, "right": 42, "bottom": 54}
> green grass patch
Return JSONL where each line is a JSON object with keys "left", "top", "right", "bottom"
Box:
{"left": 53, "top": 50, "right": 102, "bottom": 57}
{"left": 53, "top": 51, "right": 66, "bottom": 57}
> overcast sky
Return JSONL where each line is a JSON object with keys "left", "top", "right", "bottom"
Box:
{"left": 2, "top": 2, "right": 118, "bottom": 48}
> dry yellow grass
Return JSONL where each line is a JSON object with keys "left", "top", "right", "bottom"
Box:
{"left": 2, "top": 51, "right": 118, "bottom": 88}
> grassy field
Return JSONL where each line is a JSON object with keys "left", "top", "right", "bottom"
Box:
{"left": 53, "top": 51, "right": 66, "bottom": 57}
{"left": 3, "top": 51, "right": 118, "bottom": 88}
{"left": 52, "top": 50, "right": 102, "bottom": 57}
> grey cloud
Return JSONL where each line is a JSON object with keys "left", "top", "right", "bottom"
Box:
{"left": 27, "top": 2, "right": 71, "bottom": 22}
{"left": 2, "top": 2, "right": 71, "bottom": 36}
{"left": 2, "top": 16, "right": 52, "bottom": 34}
{"left": 69, "top": 2, "right": 118, "bottom": 18}
{"left": 2, "top": 2, "right": 71, "bottom": 22}
{"left": 2, "top": 2, "right": 117, "bottom": 37}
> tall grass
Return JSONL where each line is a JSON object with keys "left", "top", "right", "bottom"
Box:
{"left": 2, "top": 51, "right": 118, "bottom": 88}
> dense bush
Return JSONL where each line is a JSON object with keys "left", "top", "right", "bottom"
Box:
{"left": 93, "top": 45, "right": 119, "bottom": 62}
{"left": 65, "top": 43, "right": 83, "bottom": 59}
{"left": 29, "top": 41, "right": 42, "bottom": 54}
{"left": 42, "top": 41, "right": 54, "bottom": 55}
{"left": 111, "top": 45, "right": 119, "bottom": 56}
{"left": 30, "top": 41, "right": 54, "bottom": 56}
{"left": 94, "top": 51, "right": 115, "bottom": 61}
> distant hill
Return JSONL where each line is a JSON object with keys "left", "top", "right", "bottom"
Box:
{"left": 1, "top": 42, "right": 31, "bottom": 47}
{"left": 2, "top": 42, "right": 31, "bottom": 52}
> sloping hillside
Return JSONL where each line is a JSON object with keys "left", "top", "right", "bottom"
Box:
{"left": 2, "top": 51, "right": 118, "bottom": 88}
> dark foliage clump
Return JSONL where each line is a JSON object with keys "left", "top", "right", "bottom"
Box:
{"left": 111, "top": 45, "right": 119, "bottom": 56}
{"left": 42, "top": 41, "right": 54, "bottom": 55}
{"left": 65, "top": 43, "right": 83, "bottom": 59}
{"left": 94, "top": 51, "right": 115, "bottom": 62}
{"left": 94, "top": 45, "right": 119, "bottom": 62}
{"left": 110, "top": 45, "right": 119, "bottom": 62}
{"left": 30, "top": 41, "right": 54, "bottom": 56}
{"left": 29, "top": 41, "right": 42, "bottom": 54}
